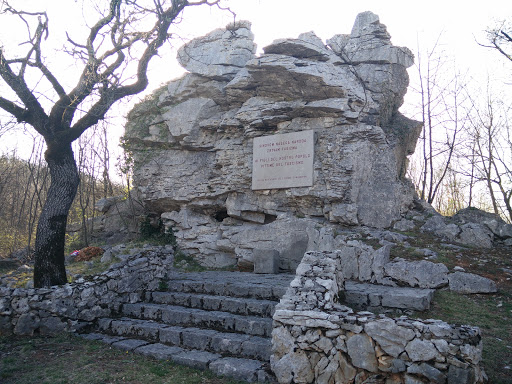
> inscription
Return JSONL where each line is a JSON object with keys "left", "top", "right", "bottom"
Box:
{"left": 252, "top": 130, "right": 314, "bottom": 190}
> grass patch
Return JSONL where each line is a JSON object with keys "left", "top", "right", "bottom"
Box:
{"left": 173, "top": 251, "right": 206, "bottom": 272}
{"left": 0, "top": 334, "right": 249, "bottom": 384}
{"left": 66, "top": 258, "right": 117, "bottom": 281}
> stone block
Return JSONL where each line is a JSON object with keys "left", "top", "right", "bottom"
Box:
{"left": 14, "top": 313, "right": 39, "bottom": 335}
{"left": 135, "top": 343, "right": 184, "bottom": 360}
{"left": 448, "top": 272, "right": 497, "bottom": 294}
{"left": 219, "top": 297, "right": 247, "bottom": 314}
{"left": 134, "top": 321, "right": 163, "bottom": 341}
{"left": 241, "top": 336, "right": 272, "bottom": 360}
{"left": 141, "top": 303, "right": 162, "bottom": 320}
{"left": 39, "top": 316, "right": 67, "bottom": 335}
{"left": 171, "top": 350, "right": 221, "bottom": 370}
{"left": 209, "top": 357, "right": 262, "bottom": 382}
{"left": 159, "top": 326, "right": 184, "bottom": 346}
{"left": 112, "top": 338, "right": 149, "bottom": 351}
{"left": 122, "top": 304, "right": 144, "bottom": 318}
{"left": 181, "top": 328, "right": 218, "bottom": 350}
{"left": 234, "top": 317, "right": 272, "bottom": 337}
{"left": 210, "top": 333, "right": 249, "bottom": 355}
{"left": 161, "top": 306, "right": 193, "bottom": 325}
{"left": 253, "top": 249, "right": 279, "bottom": 273}
{"left": 346, "top": 333, "right": 378, "bottom": 372}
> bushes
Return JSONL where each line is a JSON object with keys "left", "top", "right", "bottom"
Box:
{"left": 139, "top": 217, "right": 177, "bottom": 248}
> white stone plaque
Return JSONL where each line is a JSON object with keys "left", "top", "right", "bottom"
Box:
{"left": 252, "top": 130, "right": 314, "bottom": 190}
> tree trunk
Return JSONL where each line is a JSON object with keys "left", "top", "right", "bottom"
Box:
{"left": 33, "top": 143, "right": 80, "bottom": 288}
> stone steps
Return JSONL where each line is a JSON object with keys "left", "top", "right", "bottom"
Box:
{"left": 343, "top": 281, "right": 435, "bottom": 312}
{"left": 164, "top": 271, "right": 293, "bottom": 301}
{"left": 97, "top": 317, "right": 271, "bottom": 361}
{"left": 83, "top": 271, "right": 434, "bottom": 382}
{"left": 80, "top": 332, "right": 270, "bottom": 382}
{"left": 149, "top": 291, "right": 277, "bottom": 317}
{"left": 85, "top": 271, "right": 287, "bottom": 382}
{"left": 121, "top": 303, "right": 273, "bottom": 337}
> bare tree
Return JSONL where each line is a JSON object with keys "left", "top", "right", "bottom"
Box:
{"left": 410, "top": 36, "right": 469, "bottom": 205}
{"left": 482, "top": 20, "right": 512, "bottom": 63}
{"left": 0, "top": 0, "right": 227, "bottom": 287}
{"left": 465, "top": 85, "right": 512, "bottom": 221}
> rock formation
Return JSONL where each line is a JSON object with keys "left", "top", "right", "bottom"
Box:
{"left": 125, "top": 12, "right": 422, "bottom": 270}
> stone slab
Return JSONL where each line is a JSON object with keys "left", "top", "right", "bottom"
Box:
{"left": 171, "top": 350, "right": 221, "bottom": 370}
{"left": 344, "top": 281, "right": 434, "bottom": 311}
{"left": 448, "top": 272, "right": 497, "bottom": 294}
{"left": 253, "top": 249, "right": 279, "bottom": 274}
{"left": 111, "top": 338, "right": 149, "bottom": 351}
{"left": 135, "top": 343, "right": 184, "bottom": 360}
{"left": 209, "top": 357, "right": 263, "bottom": 382}
{"left": 252, "top": 130, "right": 314, "bottom": 190}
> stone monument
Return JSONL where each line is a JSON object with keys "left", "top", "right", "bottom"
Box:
{"left": 124, "top": 12, "right": 422, "bottom": 271}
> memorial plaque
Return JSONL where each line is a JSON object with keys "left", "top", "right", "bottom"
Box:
{"left": 252, "top": 130, "right": 314, "bottom": 190}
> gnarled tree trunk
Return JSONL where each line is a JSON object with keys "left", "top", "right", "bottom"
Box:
{"left": 33, "top": 143, "right": 79, "bottom": 287}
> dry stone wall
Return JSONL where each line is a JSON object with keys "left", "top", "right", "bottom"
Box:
{"left": 271, "top": 246, "right": 486, "bottom": 384}
{"left": 125, "top": 12, "right": 422, "bottom": 271}
{"left": 0, "top": 247, "right": 174, "bottom": 335}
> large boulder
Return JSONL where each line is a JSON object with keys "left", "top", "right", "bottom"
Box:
{"left": 125, "top": 13, "right": 422, "bottom": 270}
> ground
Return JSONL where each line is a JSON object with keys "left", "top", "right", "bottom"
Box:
{"left": 0, "top": 334, "right": 246, "bottom": 384}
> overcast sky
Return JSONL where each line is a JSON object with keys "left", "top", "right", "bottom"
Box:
{"left": 1, "top": 0, "right": 511, "bottom": 158}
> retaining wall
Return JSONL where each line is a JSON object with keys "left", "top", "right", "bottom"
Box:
{"left": 271, "top": 247, "right": 486, "bottom": 384}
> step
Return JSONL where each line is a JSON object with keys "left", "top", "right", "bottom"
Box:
{"left": 343, "top": 281, "right": 435, "bottom": 311}
{"left": 98, "top": 318, "right": 272, "bottom": 361}
{"left": 165, "top": 271, "right": 293, "bottom": 301}
{"left": 79, "top": 333, "right": 270, "bottom": 382}
{"left": 149, "top": 291, "right": 278, "bottom": 317}
{"left": 122, "top": 303, "right": 273, "bottom": 337}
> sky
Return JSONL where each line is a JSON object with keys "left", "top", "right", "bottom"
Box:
{"left": 0, "top": 0, "right": 511, "bottom": 161}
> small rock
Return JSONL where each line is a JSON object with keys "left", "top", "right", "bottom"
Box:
{"left": 393, "top": 219, "right": 415, "bottom": 232}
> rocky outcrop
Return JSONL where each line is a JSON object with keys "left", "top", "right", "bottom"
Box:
{"left": 419, "top": 207, "right": 512, "bottom": 248}
{"left": 67, "top": 193, "right": 145, "bottom": 245}
{"left": 125, "top": 12, "right": 422, "bottom": 270}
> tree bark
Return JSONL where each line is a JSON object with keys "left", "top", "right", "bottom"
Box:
{"left": 33, "top": 142, "right": 80, "bottom": 288}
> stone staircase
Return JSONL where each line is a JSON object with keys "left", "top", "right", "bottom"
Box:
{"left": 81, "top": 271, "right": 293, "bottom": 383}
{"left": 80, "top": 270, "right": 435, "bottom": 382}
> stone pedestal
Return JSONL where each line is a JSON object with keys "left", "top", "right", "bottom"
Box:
{"left": 253, "top": 249, "right": 279, "bottom": 274}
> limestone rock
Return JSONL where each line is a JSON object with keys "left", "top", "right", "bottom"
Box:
{"left": 405, "top": 339, "right": 441, "bottom": 362}
{"left": 95, "top": 196, "right": 123, "bottom": 213}
{"left": 263, "top": 32, "right": 334, "bottom": 62}
{"left": 364, "top": 318, "right": 415, "bottom": 357}
{"left": 125, "top": 13, "right": 421, "bottom": 269}
{"left": 393, "top": 219, "right": 415, "bottom": 232}
{"left": 177, "top": 21, "right": 256, "bottom": 80}
{"left": 421, "top": 216, "right": 460, "bottom": 241}
{"left": 346, "top": 333, "right": 378, "bottom": 372}
{"left": 384, "top": 260, "right": 449, "bottom": 288}
{"left": 457, "top": 223, "right": 494, "bottom": 249}
{"left": 448, "top": 272, "right": 497, "bottom": 294}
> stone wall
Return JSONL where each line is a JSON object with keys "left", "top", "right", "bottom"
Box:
{"left": 125, "top": 12, "right": 422, "bottom": 271}
{"left": 271, "top": 247, "right": 486, "bottom": 383}
{"left": 0, "top": 247, "right": 174, "bottom": 335}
